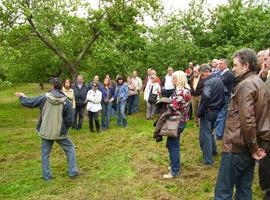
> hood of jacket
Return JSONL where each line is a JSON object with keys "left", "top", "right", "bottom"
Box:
{"left": 46, "top": 89, "right": 67, "bottom": 105}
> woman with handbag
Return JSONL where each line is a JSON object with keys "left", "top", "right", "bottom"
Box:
{"left": 144, "top": 74, "right": 161, "bottom": 120}
{"left": 163, "top": 70, "right": 191, "bottom": 179}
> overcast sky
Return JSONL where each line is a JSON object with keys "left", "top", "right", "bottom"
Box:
{"left": 89, "top": 0, "right": 228, "bottom": 12}
{"left": 161, "top": 0, "right": 228, "bottom": 12}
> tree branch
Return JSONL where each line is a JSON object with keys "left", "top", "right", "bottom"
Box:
{"left": 26, "top": 15, "right": 75, "bottom": 74}
{"left": 73, "top": 30, "right": 101, "bottom": 67}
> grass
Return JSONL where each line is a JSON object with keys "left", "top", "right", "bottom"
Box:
{"left": 0, "top": 84, "right": 263, "bottom": 200}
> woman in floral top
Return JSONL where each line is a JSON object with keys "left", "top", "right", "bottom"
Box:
{"left": 163, "top": 70, "right": 192, "bottom": 179}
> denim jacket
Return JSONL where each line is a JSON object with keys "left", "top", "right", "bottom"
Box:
{"left": 115, "top": 84, "right": 128, "bottom": 102}
{"left": 100, "top": 86, "right": 115, "bottom": 103}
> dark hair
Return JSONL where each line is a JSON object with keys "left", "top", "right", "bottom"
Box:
{"left": 50, "top": 78, "right": 62, "bottom": 90}
{"left": 63, "top": 79, "right": 72, "bottom": 89}
{"left": 117, "top": 75, "right": 126, "bottom": 84}
{"left": 233, "top": 48, "right": 258, "bottom": 72}
{"left": 199, "top": 64, "right": 212, "bottom": 73}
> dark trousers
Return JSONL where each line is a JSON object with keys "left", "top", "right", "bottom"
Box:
{"left": 259, "top": 153, "right": 270, "bottom": 197}
{"left": 72, "top": 105, "right": 85, "bottom": 129}
{"left": 128, "top": 95, "right": 135, "bottom": 115}
{"left": 214, "top": 152, "right": 255, "bottom": 200}
{"left": 88, "top": 111, "right": 100, "bottom": 132}
{"left": 199, "top": 110, "right": 218, "bottom": 165}
{"left": 166, "top": 123, "right": 186, "bottom": 177}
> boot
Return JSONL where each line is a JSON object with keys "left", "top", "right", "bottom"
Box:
{"left": 95, "top": 120, "right": 100, "bottom": 133}
{"left": 89, "top": 121, "right": 94, "bottom": 133}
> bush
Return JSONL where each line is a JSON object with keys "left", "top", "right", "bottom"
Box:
{"left": 0, "top": 79, "right": 12, "bottom": 90}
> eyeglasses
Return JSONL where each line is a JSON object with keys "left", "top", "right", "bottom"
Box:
{"left": 92, "top": 85, "right": 97, "bottom": 87}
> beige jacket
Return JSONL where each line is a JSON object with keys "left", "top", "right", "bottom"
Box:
{"left": 62, "top": 87, "right": 76, "bottom": 109}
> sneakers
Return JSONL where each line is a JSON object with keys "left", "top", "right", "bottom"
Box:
{"left": 163, "top": 173, "right": 175, "bottom": 179}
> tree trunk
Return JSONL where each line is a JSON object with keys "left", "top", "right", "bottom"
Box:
{"left": 39, "top": 82, "right": 44, "bottom": 90}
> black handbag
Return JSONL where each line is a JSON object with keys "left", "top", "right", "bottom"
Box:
{"left": 148, "top": 86, "right": 158, "bottom": 104}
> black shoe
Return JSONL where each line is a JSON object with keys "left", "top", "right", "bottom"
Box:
{"left": 213, "top": 152, "right": 218, "bottom": 157}
{"left": 43, "top": 176, "right": 54, "bottom": 181}
{"left": 200, "top": 161, "right": 213, "bottom": 167}
{"left": 216, "top": 136, "right": 223, "bottom": 140}
{"left": 264, "top": 191, "right": 270, "bottom": 200}
{"left": 69, "top": 173, "right": 79, "bottom": 179}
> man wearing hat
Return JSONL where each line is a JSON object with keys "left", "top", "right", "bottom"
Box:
{"left": 15, "top": 78, "right": 78, "bottom": 181}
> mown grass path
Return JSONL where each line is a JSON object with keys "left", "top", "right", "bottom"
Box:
{"left": 0, "top": 84, "right": 263, "bottom": 199}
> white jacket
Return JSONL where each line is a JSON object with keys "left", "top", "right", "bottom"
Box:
{"left": 144, "top": 82, "right": 161, "bottom": 101}
{"left": 86, "top": 89, "right": 102, "bottom": 112}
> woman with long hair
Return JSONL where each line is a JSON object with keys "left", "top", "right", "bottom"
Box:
{"left": 62, "top": 79, "right": 76, "bottom": 109}
{"left": 163, "top": 70, "right": 191, "bottom": 179}
{"left": 100, "top": 77, "right": 115, "bottom": 130}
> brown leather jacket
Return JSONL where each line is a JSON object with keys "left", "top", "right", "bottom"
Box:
{"left": 222, "top": 72, "right": 270, "bottom": 154}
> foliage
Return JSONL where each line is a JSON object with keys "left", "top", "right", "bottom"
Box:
{"left": 0, "top": 0, "right": 161, "bottom": 81}
{"left": 0, "top": 0, "right": 270, "bottom": 82}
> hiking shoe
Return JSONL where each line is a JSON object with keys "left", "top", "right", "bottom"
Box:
{"left": 69, "top": 171, "right": 82, "bottom": 179}
{"left": 163, "top": 173, "right": 175, "bottom": 179}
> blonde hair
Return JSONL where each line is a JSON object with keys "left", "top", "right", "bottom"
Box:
{"left": 172, "top": 70, "right": 190, "bottom": 89}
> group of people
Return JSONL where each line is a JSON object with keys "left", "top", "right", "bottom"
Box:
{"left": 185, "top": 48, "right": 270, "bottom": 200}
{"left": 61, "top": 71, "right": 143, "bottom": 133}
{"left": 15, "top": 47, "right": 270, "bottom": 200}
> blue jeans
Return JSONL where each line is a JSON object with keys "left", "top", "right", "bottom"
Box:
{"left": 166, "top": 123, "right": 186, "bottom": 176}
{"left": 101, "top": 103, "right": 112, "bottom": 129}
{"left": 214, "top": 152, "right": 255, "bottom": 200}
{"left": 215, "top": 96, "right": 230, "bottom": 138}
{"left": 128, "top": 95, "right": 135, "bottom": 115}
{"left": 134, "top": 94, "right": 139, "bottom": 112}
{"left": 116, "top": 101, "right": 127, "bottom": 127}
{"left": 199, "top": 110, "right": 218, "bottom": 165}
{"left": 41, "top": 138, "right": 78, "bottom": 180}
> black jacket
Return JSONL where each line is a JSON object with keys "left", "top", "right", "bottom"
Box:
{"left": 190, "top": 76, "right": 204, "bottom": 96}
{"left": 220, "top": 70, "right": 235, "bottom": 96}
{"left": 72, "top": 84, "right": 88, "bottom": 106}
{"left": 198, "top": 74, "right": 225, "bottom": 117}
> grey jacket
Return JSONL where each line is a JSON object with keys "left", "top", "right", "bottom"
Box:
{"left": 19, "top": 89, "right": 74, "bottom": 140}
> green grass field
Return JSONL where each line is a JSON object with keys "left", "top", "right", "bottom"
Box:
{"left": 0, "top": 84, "right": 263, "bottom": 200}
